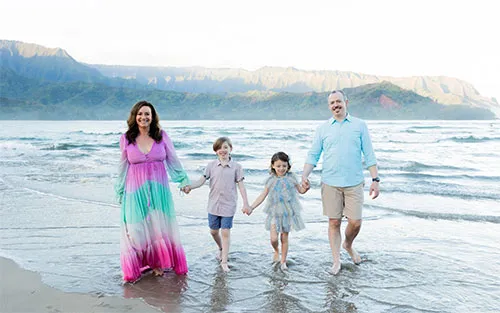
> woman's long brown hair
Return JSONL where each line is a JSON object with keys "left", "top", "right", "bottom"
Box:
{"left": 125, "top": 100, "right": 162, "bottom": 143}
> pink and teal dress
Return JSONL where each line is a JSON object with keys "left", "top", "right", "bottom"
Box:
{"left": 115, "top": 130, "right": 189, "bottom": 282}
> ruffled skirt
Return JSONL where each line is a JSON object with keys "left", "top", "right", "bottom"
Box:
{"left": 120, "top": 163, "right": 187, "bottom": 282}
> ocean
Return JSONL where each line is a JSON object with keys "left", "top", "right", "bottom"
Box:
{"left": 0, "top": 120, "right": 499, "bottom": 312}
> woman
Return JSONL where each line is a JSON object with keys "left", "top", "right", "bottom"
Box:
{"left": 115, "top": 100, "right": 189, "bottom": 282}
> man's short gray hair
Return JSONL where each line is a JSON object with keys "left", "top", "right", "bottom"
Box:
{"left": 329, "top": 90, "right": 348, "bottom": 101}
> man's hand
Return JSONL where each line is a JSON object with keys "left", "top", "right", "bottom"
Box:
{"left": 369, "top": 182, "right": 379, "bottom": 199}
{"left": 301, "top": 177, "right": 310, "bottom": 190}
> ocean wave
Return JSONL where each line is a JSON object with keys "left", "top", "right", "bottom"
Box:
{"left": 382, "top": 184, "right": 499, "bottom": 201}
{"left": 438, "top": 136, "right": 500, "bottom": 143}
{"left": 248, "top": 133, "right": 310, "bottom": 141}
{"left": 40, "top": 142, "right": 118, "bottom": 151}
{"left": 181, "top": 130, "right": 204, "bottom": 136}
{"left": 378, "top": 161, "right": 469, "bottom": 172}
{"left": 218, "top": 130, "right": 244, "bottom": 135}
{"left": 369, "top": 205, "right": 500, "bottom": 224}
{"left": 64, "top": 153, "right": 92, "bottom": 159}
{"left": 245, "top": 168, "right": 272, "bottom": 175}
{"left": 408, "top": 126, "right": 443, "bottom": 129}
{"left": 0, "top": 136, "right": 48, "bottom": 141}
{"left": 20, "top": 186, "right": 119, "bottom": 208}
{"left": 389, "top": 172, "right": 499, "bottom": 182}
{"left": 172, "top": 141, "right": 192, "bottom": 149}
{"left": 69, "top": 131, "right": 123, "bottom": 136}
{"left": 0, "top": 142, "right": 36, "bottom": 151}
{"left": 185, "top": 152, "right": 219, "bottom": 159}
{"left": 377, "top": 149, "right": 403, "bottom": 153}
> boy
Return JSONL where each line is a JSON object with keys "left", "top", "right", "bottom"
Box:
{"left": 184, "top": 137, "right": 250, "bottom": 272}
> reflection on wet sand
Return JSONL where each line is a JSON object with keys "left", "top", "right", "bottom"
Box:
{"left": 123, "top": 271, "right": 188, "bottom": 312}
{"left": 324, "top": 280, "right": 357, "bottom": 313}
{"left": 264, "top": 269, "right": 301, "bottom": 313}
{"left": 209, "top": 270, "right": 231, "bottom": 312}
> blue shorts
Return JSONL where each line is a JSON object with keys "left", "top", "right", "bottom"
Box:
{"left": 208, "top": 213, "right": 234, "bottom": 230}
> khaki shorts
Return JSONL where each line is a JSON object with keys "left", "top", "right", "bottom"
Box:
{"left": 321, "top": 182, "right": 364, "bottom": 220}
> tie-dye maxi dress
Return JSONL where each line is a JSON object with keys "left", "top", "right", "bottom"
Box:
{"left": 115, "top": 130, "right": 190, "bottom": 282}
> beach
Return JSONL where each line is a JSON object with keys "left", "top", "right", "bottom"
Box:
{"left": 0, "top": 256, "right": 160, "bottom": 313}
{"left": 1, "top": 120, "right": 499, "bottom": 313}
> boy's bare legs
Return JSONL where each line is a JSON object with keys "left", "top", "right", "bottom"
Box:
{"left": 328, "top": 218, "right": 342, "bottom": 275}
{"left": 270, "top": 225, "right": 280, "bottom": 263}
{"left": 210, "top": 228, "right": 223, "bottom": 261}
{"left": 280, "top": 232, "right": 289, "bottom": 270}
{"left": 343, "top": 219, "right": 362, "bottom": 264}
{"left": 220, "top": 228, "right": 231, "bottom": 272}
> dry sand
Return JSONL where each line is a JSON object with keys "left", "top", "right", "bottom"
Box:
{"left": 0, "top": 257, "right": 160, "bottom": 313}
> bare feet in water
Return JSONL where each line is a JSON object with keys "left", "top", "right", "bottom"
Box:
{"left": 331, "top": 262, "right": 341, "bottom": 275}
{"left": 220, "top": 262, "right": 230, "bottom": 272}
{"left": 342, "top": 242, "right": 361, "bottom": 265}
{"left": 216, "top": 248, "right": 222, "bottom": 262}
{"left": 152, "top": 268, "right": 164, "bottom": 276}
{"left": 272, "top": 252, "right": 280, "bottom": 263}
{"left": 280, "top": 262, "right": 288, "bottom": 271}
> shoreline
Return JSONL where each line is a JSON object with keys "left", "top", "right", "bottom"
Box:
{"left": 0, "top": 256, "right": 160, "bottom": 313}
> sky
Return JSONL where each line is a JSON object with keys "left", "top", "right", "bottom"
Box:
{"left": 1, "top": 0, "right": 499, "bottom": 100}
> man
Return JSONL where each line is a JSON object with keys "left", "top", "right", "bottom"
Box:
{"left": 302, "top": 90, "right": 379, "bottom": 275}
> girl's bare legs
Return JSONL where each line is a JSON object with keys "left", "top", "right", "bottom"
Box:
{"left": 210, "top": 228, "right": 223, "bottom": 261}
{"left": 280, "top": 232, "right": 289, "bottom": 270}
{"left": 220, "top": 228, "right": 231, "bottom": 272}
{"left": 270, "top": 225, "right": 280, "bottom": 262}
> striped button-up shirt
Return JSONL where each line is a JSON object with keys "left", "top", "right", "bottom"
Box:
{"left": 306, "top": 114, "right": 377, "bottom": 187}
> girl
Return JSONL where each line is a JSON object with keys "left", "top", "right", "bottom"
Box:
{"left": 247, "top": 152, "right": 308, "bottom": 270}
{"left": 183, "top": 137, "right": 251, "bottom": 272}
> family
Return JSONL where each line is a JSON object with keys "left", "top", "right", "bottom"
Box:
{"left": 114, "top": 90, "right": 380, "bottom": 283}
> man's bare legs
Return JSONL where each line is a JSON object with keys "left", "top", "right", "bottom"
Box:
{"left": 343, "top": 219, "right": 362, "bottom": 264}
{"left": 270, "top": 225, "right": 280, "bottom": 263}
{"left": 328, "top": 218, "right": 342, "bottom": 274}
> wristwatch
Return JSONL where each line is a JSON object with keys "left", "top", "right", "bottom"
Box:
{"left": 372, "top": 177, "right": 380, "bottom": 182}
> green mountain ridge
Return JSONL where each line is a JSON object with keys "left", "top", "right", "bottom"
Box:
{"left": 1, "top": 67, "right": 494, "bottom": 120}
{"left": 89, "top": 63, "right": 500, "bottom": 117}
{"left": 0, "top": 40, "right": 497, "bottom": 120}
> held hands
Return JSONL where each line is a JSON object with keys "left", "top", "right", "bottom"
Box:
{"left": 241, "top": 205, "right": 252, "bottom": 216}
{"left": 301, "top": 177, "right": 310, "bottom": 191}
{"left": 181, "top": 185, "right": 191, "bottom": 194}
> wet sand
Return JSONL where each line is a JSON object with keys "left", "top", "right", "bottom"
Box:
{"left": 0, "top": 257, "right": 160, "bottom": 313}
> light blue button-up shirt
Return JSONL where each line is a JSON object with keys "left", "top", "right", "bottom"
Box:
{"left": 306, "top": 114, "right": 377, "bottom": 187}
